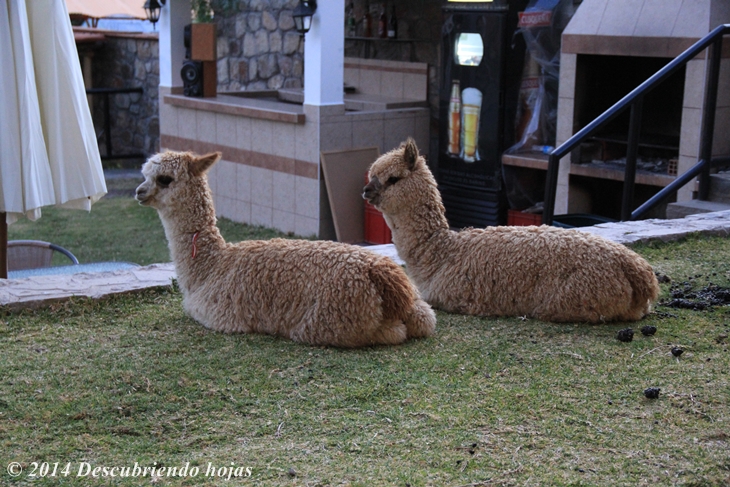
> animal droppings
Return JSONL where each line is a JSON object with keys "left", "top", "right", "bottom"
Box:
{"left": 616, "top": 328, "right": 634, "bottom": 342}
{"left": 644, "top": 387, "right": 661, "bottom": 399}
{"left": 665, "top": 283, "right": 730, "bottom": 310}
{"left": 671, "top": 346, "right": 684, "bottom": 357}
{"left": 655, "top": 273, "right": 671, "bottom": 283}
{"left": 666, "top": 298, "right": 708, "bottom": 310}
{"left": 640, "top": 325, "right": 657, "bottom": 336}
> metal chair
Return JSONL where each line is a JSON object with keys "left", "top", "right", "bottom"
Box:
{"left": 7, "top": 240, "right": 79, "bottom": 271}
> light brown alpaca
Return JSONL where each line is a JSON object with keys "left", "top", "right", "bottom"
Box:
{"left": 363, "top": 139, "right": 660, "bottom": 323}
{"left": 136, "top": 150, "right": 435, "bottom": 347}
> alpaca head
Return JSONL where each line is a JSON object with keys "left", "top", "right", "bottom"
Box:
{"left": 135, "top": 151, "right": 221, "bottom": 212}
{"left": 363, "top": 138, "right": 439, "bottom": 215}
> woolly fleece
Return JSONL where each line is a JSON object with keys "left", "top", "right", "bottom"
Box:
{"left": 136, "top": 150, "right": 436, "bottom": 347}
{"left": 363, "top": 139, "right": 660, "bottom": 323}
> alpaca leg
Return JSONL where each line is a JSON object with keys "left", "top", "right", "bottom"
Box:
{"left": 367, "top": 320, "right": 408, "bottom": 346}
{"left": 615, "top": 299, "right": 652, "bottom": 322}
{"left": 537, "top": 293, "right": 617, "bottom": 323}
{"left": 288, "top": 314, "right": 406, "bottom": 347}
{"left": 403, "top": 298, "right": 436, "bottom": 338}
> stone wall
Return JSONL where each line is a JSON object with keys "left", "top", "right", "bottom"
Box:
{"left": 211, "top": 1, "right": 441, "bottom": 106}
{"left": 90, "top": 32, "right": 160, "bottom": 160}
{"left": 214, "top": 0, "right": 304, "bottom": 92}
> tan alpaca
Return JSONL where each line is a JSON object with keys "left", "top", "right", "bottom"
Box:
{"left": 135, "top": 151, "right": 435, "bottom": 347}
{"left": 363, "top": 139, "right": 660, "bottom": 323}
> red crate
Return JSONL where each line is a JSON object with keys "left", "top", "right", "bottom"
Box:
{"left": 364, "top": 173, "right": 392, "bottom": 244}
{"left": 364, "top": 201, "right": 392, "bottom": 244}
{"left": 507, "top": 209, "right": 542, "bottom": 226}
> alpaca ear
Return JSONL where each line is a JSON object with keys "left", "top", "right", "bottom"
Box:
{"left": 403, "top": 138, "right": 419, "bottom": 170}
{"left": 190, "top": 152, "right": 221, "bottom": 177}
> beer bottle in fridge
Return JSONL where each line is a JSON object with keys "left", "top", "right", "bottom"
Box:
{"left": 447, "top": 80, "right": 461, "bottom": 156}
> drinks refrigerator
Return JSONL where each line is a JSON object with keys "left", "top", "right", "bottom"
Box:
{"left": 438, "top": 0, "right": 526, "bottom": 228}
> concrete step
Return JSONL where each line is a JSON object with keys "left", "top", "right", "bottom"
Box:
{"left": 666, "top": 199, "right": 730, "bottom": 219}
{"left": 665, "top": 172, "right": 730, "bottom": 219}
{"left": 709, "top": 172, "right": 730, "bottom": 204}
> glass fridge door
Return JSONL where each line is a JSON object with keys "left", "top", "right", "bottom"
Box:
{"left": 439, "top": 10, "right": 507, "bottom": 192}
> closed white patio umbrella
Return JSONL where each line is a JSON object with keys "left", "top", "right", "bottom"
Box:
{"left": 0, "top": 0, "right": 107, "bottom": 278}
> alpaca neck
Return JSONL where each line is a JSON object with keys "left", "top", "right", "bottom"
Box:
{"left": 163, "top": 218, "right": 224, "bottom": 262}
{"left": 158, "top": 190, "right": 225, "bottom": 289}
{"left": 386, "top": 197, "right": 452, "bottom": 271}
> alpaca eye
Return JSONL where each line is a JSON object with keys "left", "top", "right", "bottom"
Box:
{"left": 387, "top": 176, "right": 401, "bottom": 185}
{"left": 157, "top": 175, "right": 174, "bottom": 188}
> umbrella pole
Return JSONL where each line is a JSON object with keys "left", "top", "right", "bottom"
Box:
{"left": 1, "top": 212, "right": 6, "bottom": 279}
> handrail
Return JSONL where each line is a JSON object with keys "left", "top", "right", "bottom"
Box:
{"left": 542, "top": 23, "right": 730, "bottom": 225}
{"left": 632, "top": 155, "right": 730, "bottom": 219}
{"left": 630, "top": 159, "right": 708, "bottom": 220}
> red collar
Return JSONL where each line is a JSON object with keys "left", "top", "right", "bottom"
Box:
{"left": 192, "top": 232, "right": 200, "bottom": 259}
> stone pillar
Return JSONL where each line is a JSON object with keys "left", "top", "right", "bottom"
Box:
{"left": 303, "top": 0, "right": 344, "bottom": 107}
{"left": 158, "top": 1, "right": 189, "bottom": 89}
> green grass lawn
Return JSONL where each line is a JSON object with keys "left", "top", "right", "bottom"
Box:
{"left": 7, "top": 196, "right": 288, "bottom": 266}
{"left": 2, "top": 196, "right": 730, "bottom": 485}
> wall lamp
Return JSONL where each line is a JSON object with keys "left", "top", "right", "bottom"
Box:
{"left": 293, "top": 0, "right": 317, "bottom": 36}
{"left": 143, "top": 0, "right": 166, "bottom": 29}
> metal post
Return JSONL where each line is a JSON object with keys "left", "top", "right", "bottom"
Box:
{"left": 542, "top": 153, "right": 559, "bottom": 225}
{"left": 1, "top": 212, "right": 7, "bottom": 279}
{"left": 621, "top": 97, "right": 643, "bottom": 221}
{"left": 103, "top": 92, "right": 113, "bottom": 159}
{"left": 697, "top": 36, "right": 722, "bottom": 200}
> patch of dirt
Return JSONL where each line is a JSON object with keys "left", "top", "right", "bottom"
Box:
{"left": 662, "top": 282, "right": 730, "bottom": 311}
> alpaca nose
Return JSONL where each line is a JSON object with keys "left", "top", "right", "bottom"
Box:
{"left": 363, "top": 183, "right": 377, "bottom": 201}
{"left": 135, "top": 184, "right": 148, "bottom": 201}
{"left": 362, "top": 176, "right": 380, "bottom": 201}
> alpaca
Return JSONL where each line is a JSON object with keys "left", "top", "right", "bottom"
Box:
{"left": 135, "top": 150, "right": 436, "bottom": 347}
{"left": 363, "top": 139, "right": 660, "bottom": 323}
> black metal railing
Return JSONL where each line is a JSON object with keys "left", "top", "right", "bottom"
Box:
{"left": 542, "top": 23, "right": 730, "bottom": 225}
{"left": 86, "top": 87, "right": 144, "bottom": 160}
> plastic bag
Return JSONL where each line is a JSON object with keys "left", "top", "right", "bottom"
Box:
{"left": 506, "top": 0, "right": 574, "bottom": 155}
{"left": 502, "top": 0, "right": 575, "bottom": 212}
